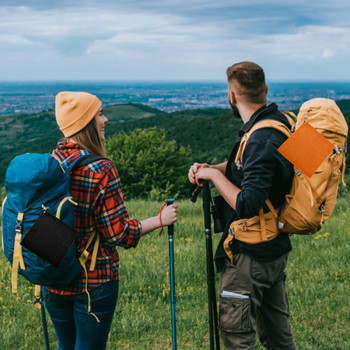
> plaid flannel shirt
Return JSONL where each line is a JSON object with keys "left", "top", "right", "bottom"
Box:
{"left": 47, "top": 142, "right": 142, "bottom": 295}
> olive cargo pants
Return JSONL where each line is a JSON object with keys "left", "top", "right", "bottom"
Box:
{"left": 218, "top": 253, "right": 297, "bottom": 349}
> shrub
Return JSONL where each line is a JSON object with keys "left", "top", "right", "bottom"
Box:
{"left": 105, "top": 128, "right": 192, "bottom": 199}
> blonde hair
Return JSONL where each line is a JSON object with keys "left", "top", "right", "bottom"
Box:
{"left": 65, "top": 117, "right": 107, "bottom": 157}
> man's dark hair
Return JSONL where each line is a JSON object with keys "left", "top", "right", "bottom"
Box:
{"left": 226, "top": 61, "right": 266, "bottom": 104}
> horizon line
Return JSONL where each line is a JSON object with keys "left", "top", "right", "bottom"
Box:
{"left": 0, "top": 79, "right": 350, "bottom": 84}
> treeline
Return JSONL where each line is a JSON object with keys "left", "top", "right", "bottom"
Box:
{"left": 0, "top": 102, "right": 349, "bottom": 198}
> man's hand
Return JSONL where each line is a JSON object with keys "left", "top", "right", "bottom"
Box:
{"left": 189, "top": 162, "right": 241, "bottom": 211}
{"left": 188, "top": 162, "right": 209, "bottom": 184}
{"left": 194, "top": 167, "right": 219, "bottom": 186}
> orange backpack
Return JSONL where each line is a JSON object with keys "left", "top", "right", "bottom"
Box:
{"left": 224, "top": 98, "right": 348, "bottom": 262}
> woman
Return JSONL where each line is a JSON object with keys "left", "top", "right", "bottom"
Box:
{"left": 42, "top": 91, "right": 178, "bottom": 350}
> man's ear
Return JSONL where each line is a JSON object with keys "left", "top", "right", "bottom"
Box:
{"left": 265, "top": 84, "right": 269, "bottom": 95}
{"left": 229, "top": 90, "right": 236, "bottom": 104}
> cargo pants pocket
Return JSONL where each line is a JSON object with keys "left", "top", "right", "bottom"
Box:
{"left": 219, "top": 292, "right": 252, "bottom": 333}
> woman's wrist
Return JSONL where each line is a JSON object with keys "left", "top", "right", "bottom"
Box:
{"left": 158, "top": 212, "right": 163, "bottom": 229}
{"left": 140, "top": 216, "right": 160, "bottom": 236}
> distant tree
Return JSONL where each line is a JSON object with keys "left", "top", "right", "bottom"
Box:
{"left": 105, "top": 127, "right": 192, "bottom": 199}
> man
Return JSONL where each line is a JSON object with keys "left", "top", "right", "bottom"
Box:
{"left": 188, "top": 61, "right": 297, "bottom": 349}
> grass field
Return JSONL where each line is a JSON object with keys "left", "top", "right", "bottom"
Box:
{"left": 0, "top": 194, "right": 349, "bottom": 349}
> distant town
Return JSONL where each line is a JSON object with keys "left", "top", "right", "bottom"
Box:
{"left": 1, "top": 81, "right": 350, "bottom": 116}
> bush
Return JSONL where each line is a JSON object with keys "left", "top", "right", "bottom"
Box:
{"left": 105, "top": 128, "right": 192, "bottom": 199}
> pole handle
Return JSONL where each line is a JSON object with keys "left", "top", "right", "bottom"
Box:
{"left": 202, "top": 181, "right": 212, "bottom": 230}
{"left": 166, "top": 199, "right": 175, "bottom": 236}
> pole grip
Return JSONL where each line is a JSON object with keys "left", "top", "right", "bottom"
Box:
{"left": 190, "top": 184, "right": 202, "bottom": 202}
{"left": 202, "top": 181, "right": 211, "bottom": 230}
{"left": 166, "top": 199, "right": 175, "bottom": 236}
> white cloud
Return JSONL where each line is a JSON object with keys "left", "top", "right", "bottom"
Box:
{"left": 0, "top": 34, "right": 38, "bottom": 45}
{"left": 231, "top": 25, "right": 350, "bottom": 62}
{"left": 0, "top": 2, "right": 349, "bottom": 79}
{"left": 322, "top": 49, "right": 333, "bottom": 58}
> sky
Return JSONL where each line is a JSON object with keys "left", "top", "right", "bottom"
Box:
{"left": 0, "top": 0, "right": 349, "bottom": 81}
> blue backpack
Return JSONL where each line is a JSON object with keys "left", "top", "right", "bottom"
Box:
{"left": 2, "top": 153, "right": 102, "bottom": 293}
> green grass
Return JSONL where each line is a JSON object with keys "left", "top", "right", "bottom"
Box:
{"left": 1, "top": 194, "right": 349, "bottom": 349}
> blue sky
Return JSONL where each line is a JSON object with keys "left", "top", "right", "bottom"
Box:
{"left": 0, "top": 0, "right": 349, "bottom": 81}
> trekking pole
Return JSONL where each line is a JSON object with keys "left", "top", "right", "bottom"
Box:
{"left": 41, "top": 302, "right": 50, "bottom": 350}
{"left": 166, "top": 198, "right": 177, "bottom": 350}
{"left": 35, "top": 287, "right": 50, "bottom": 350}
{"left": 202, "top": 181, "right": 220, "bottom": 350}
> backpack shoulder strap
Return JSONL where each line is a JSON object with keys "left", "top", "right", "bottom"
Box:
{"left": 283, "top": 111, "right": 297, "bottom": 130}
{"left": 70, "top": 154, "right": 109, "bottom": 171}
{"left": 235, "top": 119, "right": 292, "bottom": 168}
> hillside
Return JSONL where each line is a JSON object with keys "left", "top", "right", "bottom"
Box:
{"left": 1, "top": 100, "right": 349, "bottom": 184}
{"left": 0, "top": 103, "right": 163, "bottom": 182}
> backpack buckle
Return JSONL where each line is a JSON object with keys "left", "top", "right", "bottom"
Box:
{"left": 240, "top": 224, "right": 247, "bottom": 232}
{"left": 228, "top": 228, "right": 235, "bottom": 237}
{"left": 334, "top": 144, "right": 341, "bottom": 155}
{"left": 15, "top": 213, "right": 24, "bottom": 233}
{"left": 15, "top": 221, "right": 22, "bottom": 233}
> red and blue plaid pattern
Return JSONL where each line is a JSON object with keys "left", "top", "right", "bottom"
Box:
{"left": 47, "top": 142, "right": 141, "bottom": 295}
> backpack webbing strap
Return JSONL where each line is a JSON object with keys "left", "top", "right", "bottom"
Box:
{"left": 341, "top": 156, "right": 347, "bottom": 187}
{"left": 70, "top": 154, "right": 104, "bottom": 271}
{"left": 223, "top": 211, "right": 280, "bottom": 264}
{"left": 34, "top": 284, "right": 42, "bottom": 310}
{"left": 259, "top": 208, "right": 267, "bottom": 241}
{"left": 78, "top": 230, "right": 101, "bottom": 323}
{"left": 223, "top": 235, "right": 234, "bottom": 264}
{"left": 70, "top": 154, "right": 108, "bottom": 172}
{"left": 32, "top": 285, "right": 50, "bottom": 350}
{"left": 265, "top": 199, "right": 278, "bottom": 218}
{"left": 283, "top": 111, "right": 297, "bottom": 130}
{"left": 1, "top": 197, "right": 7, "bottom": 252}
{"left": 78, "top": 230, "right": 100, "bottom": 322}
{"left": 56, "top": 197, "right": 78, "bottom": 219}
{"left": 12, "top": 212, "right": 26, "bottom": 293}
{"left": 81, "top": 263, "right": 100, "bottom": 323}
{"left": 89, "top": 233, "right": 100, "bottom": 271}
{"left": 52, "top": 153, "right": 108, "bottom": 173}
{"left": 79, "top": 231, "right": 99, "bottom": 267}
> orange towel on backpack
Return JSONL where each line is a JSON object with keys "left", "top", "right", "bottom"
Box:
{"left": 278, "top": 122, "right": 334, "bottom": 178}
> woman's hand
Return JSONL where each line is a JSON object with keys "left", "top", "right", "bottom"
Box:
{"left": 159, "top": 203, "right": 178, "bottom": 226}
{"left": 140, "top": 203, "right": 178, "bottom": 236}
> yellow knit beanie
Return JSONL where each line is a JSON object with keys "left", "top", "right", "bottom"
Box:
{"left": 55, "top": 91, "right": 102, "bottom": 137}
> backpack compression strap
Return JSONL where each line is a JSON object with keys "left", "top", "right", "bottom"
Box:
{"left": 223, "top": 199, "right": 280, "bottom": 264}
{"left": 1, "top": 197, "right": 7, "bottom": 252}
{"left": 12, "top": 212, "right": 26, "bottom": 293}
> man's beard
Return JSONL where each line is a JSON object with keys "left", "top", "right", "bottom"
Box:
{"left": 229, "top": 100, "right": 242, "bottom": 120}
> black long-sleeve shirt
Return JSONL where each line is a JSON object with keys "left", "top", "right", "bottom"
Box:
{"left": 215, "top": 103, "right": 294, "bottom": 272}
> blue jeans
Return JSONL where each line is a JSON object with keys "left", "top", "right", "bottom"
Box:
{"left": 42, "top": 280, "right": 119, "bottom": 350}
